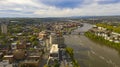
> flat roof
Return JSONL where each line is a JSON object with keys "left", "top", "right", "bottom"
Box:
{"left": 50, "top": 44, "right": 58, "bottom": 53}
{"left": 4, "top": 55, "right": 14, "bottom": 57}
{"left": 29, "top": 56, "right": 40, "bottom": 57}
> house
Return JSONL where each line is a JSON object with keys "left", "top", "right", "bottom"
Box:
{"left": 0, "top": 60, "right": 12, "bottom": 67}
{"left": 16, "top": 42, "right": 26, "bottom": 49}
{"left": 91, "top": 26, "right": 120, "bottom": 43}
{"left": 3, "top": 55, "right": 14, "bottom": 64}
{"left": 19, "top": 59, "right": 40, "bottom": 67}
{"left": 0, "top": 44, "right": 10, "bottom": 50}
{"left": 39, "top": 31, "right": 48, "bottom": 40}
{"left": 0, "top": 44, "right": 10, "bottom": 54}
{"left": 11, "top": 43, "right": 17, "bottom": 50}
{"left": 27, "top": 52, "right": 42, "bottom": 60}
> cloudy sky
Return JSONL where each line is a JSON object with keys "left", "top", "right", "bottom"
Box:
{"left": 0, "top": 0, "right": 120, "bottom": 17}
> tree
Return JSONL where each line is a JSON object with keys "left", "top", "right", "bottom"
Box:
{"left": 44, "top": 64, "right": 49, "bottom": 67}
{"left": 53, "top": 60, "right": 60, "bottom": 67}
{"left": 66, "top": 47, "right": 74, "bottom": 58}
{"left": 32, "top": 40, "right": 39, "bottom": 46}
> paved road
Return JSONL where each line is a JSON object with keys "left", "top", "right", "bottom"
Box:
{"left": 64, "top": 23, "right": 120, "bottom": 67}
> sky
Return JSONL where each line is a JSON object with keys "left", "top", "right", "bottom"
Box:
{"left": 0, "top": 0, "right": 120, "bottom": 17}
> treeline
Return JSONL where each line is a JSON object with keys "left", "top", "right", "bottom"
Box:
{"left": 96, "top": 23, "right": 120, "bottom": 33}
{"left": 85, "top": 31, "right": 120, "bottom": 51}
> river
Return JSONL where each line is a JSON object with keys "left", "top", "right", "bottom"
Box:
{"left": 64, "top": 23, "right": 120, "bottom": 67}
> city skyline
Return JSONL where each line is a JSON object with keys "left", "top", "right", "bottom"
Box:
{"left": 0, "top": 0, "right": 120, "bottom": 17}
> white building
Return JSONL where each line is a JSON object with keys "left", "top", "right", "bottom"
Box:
{"left": 49, "top": 44, "right": 59, "bottom": 60}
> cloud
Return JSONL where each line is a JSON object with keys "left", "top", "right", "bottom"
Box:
{"left": 96, "top": 0, "right": 120, "bottom": 4}
{"left": 0, "top": 0, "right": 120, "bottom": 17}
{"left": 34, "top": 0, "right": 120, "bottom": 17}
{"left": 39, "top": 0, "right": 85, "bottom": 8}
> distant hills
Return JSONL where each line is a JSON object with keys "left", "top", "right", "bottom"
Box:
{"left": 0, "top": 16, "right": 120, "bottom": 24}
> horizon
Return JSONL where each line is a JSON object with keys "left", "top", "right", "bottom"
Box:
{"left": 0, "top": 15, "right": 120, "bottom": 18}
{"left": 0, "top": 0, "right": 120, "bottom": 17}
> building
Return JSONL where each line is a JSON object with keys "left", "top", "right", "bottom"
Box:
{"left": 49, "top": 44, "right": 59, "bottom": 60}
{"left": 16, "top": 43, "right": 26, "bottom": 49}
{"left": 0, "top": 44, "right": 10, "bottom": 54}
{"left": 0, "top": 60, "right": 12, "bottom": 67}
{"left": 19, "top": 59, "right": 40, "bottom": 67}
{"left": 49, "top": 33, "right": 57, "bottom": 45}
{"left": 39, "top": 31, "right": 47, "bottom": 40}
{"left": 11, "top": 43, "right": 17, "bottom": 50}
{"left": 1, "top": 24, "right": 7, "bottom": 34}
{"left": 49, "top": 33, "right": 65, "bottom": 48}
{"left": 27, "top": 51, "right": 42, "bottom": 60}
{"left": 3, "top": 55, "right": 14, "bottom": 64}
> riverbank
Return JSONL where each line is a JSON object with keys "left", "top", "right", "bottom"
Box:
{"left": 65, "top": 23, "right": 120, "bottom": 67}
{"left": 85, "top": 31, "right": 120, "bottom": 51}
{"left": 65, "top": 47, "right": 80, "bottom": 67}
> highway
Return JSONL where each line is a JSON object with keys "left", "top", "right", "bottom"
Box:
{"left": 64, "top": 23, "right": 120, "bottom": 67}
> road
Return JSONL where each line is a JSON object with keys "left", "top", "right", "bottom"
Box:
{"left": 64, "top": 23, "right": 120, "bottom": 67}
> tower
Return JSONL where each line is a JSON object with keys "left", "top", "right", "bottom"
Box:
{"left": 1, "top": 23, "right": 7, "bottom": 34}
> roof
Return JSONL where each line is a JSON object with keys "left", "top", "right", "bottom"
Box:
{"left": 0, "top": 60, "right": 12, "bottom": 67}
{"left": 23, "top": 59, "right": 39, "bottom": 63}
{"left": 0, "top": 52, "right": 3, "bottom": 55}
{"left": 4, "top": 55, "right": 14, "bottom": 58}
{"left": 50, "top": 44, "right": 58, "bottom": 53}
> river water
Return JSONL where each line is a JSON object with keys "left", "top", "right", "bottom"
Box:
{"left": 64, "top": 23, "right": 120, "bottom": 67}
